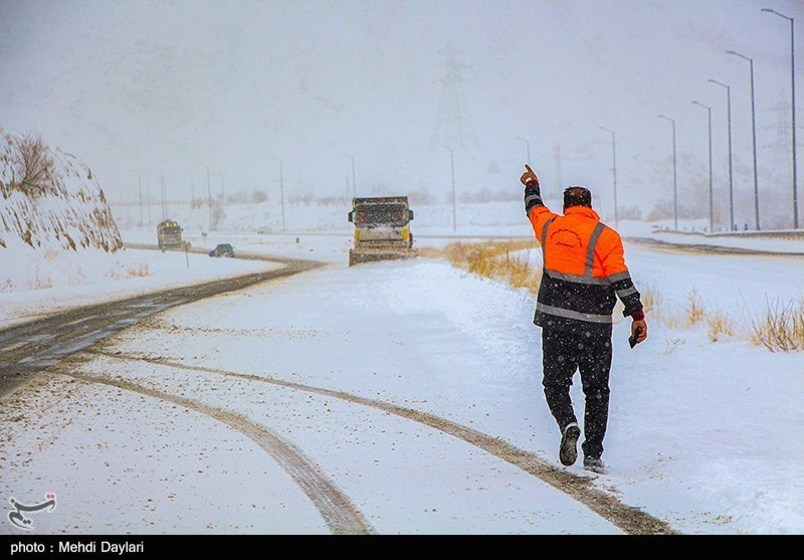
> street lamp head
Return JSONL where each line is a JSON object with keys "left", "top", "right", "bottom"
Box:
{"left": 761, "top": 7, "right": 792, "bottom": 20}
{"left": 691, "top": 100, "right": 710, "bottom": 109}
{"left": 726, "top": 50, "right": 752, "bottom": 62}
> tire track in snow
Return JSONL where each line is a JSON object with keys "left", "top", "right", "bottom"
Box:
{"left": 49, "top": 358, "right": 373, "bottom": 535}
{"left": 88, "top": 349, "right": 676, "bottom": 535}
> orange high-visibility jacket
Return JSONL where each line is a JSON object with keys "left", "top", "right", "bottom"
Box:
{"left": 525, "top": 184, "right": 643, "bottom": 336}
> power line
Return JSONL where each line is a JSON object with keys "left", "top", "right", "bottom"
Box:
{"left": 430, "top": 40, "right": 476, "bottom": 150}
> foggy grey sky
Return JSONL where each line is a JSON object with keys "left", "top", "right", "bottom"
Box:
{"left": 1, "top": 0, "right": 802, "bottom": 224}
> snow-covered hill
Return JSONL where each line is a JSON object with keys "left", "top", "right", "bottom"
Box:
{"left": 0, "top": 129, "right": 122, "bottom": 252}
{"left": 0, "top": 129, "right": 123, "bottom": 291}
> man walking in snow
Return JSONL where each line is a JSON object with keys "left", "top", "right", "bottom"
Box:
{"left": 521, "top": 164, "right": 647, "bottom": 473}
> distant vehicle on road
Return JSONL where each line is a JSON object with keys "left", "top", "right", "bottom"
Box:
{"left": 256, "top": 226, "right": 272, "bottom": 234}
{"left": 208, "top": 243, "right": 235, "bottom": 258}
{"left": 157, "top": 220, "right": 183, "bottom": 252}
{"left": 347, "top": 196, "right": 415, "bottom": 266}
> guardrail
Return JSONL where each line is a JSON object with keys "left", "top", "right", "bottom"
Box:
{"left": 653, "top": 229, "right": 804, "bottom": 241}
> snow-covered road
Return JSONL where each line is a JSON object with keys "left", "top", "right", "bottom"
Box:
{"left": 2, "top": 241, "right": 801, "bottom": 534}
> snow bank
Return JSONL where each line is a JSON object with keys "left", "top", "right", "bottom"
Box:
{"left": 0, "top": 249, "right": 278, "bottom": 328}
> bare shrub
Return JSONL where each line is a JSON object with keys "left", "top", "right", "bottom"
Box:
{"left": 289, "top": 192, "right": 314, "bottom": 206}
{"left": 618, "top": 205, "right": 642, "bottom": 220}
{"left": 32, "top": 266, "right": 53, "bottom": 290}
{"left": 685, "top": 289, "right": 706, "bottom": 326}
{"left": 750, "top": 297, "right": 804, "bottom": 352}
{"left": 251, "top": 190, "right": 269, "bottom": 204}
{"left": 210, "top": 202, "right": 225, "bottom": 231}
{"left": 12, "top": 132, "right": 57, "bottom": 197}
{"left": 440, "top": 240, "right": 541, "bottom": 293}
{"left": 317, "top": 195, "right": 349, "bottom": 206}
{"left": 640, "top": 287, "right": 661, "bottom": 317}
{"left": 408, "top": 187, "right": 437, "bottom": 205}
{"left": 127, "top": 263, "right": 150, "bottom": 277}
{"left": 707, "top": 314, "right": 734, "bottom": 343}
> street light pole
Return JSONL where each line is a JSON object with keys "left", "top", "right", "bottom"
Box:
{"left": 271, "top": 157, "right": 285, "bottom": 231}
{"left": 220, "top": 174, "right": 225, "bottom": 206}
{"left": 160, "top": 168, "right": 166, "bottom": 220}
{"left": 709, "top": 79, "right": 735, "bottom": 230}
{"left": 145, "top": 176, "right": 151, "bottom": 225}
{"left": 516, "top": 136, "right": 531, "bottom": 165}
{"left": 727, "top": 50, "right": 761, "bottom": 230}
{"left": 218, "top": 174, "right": 225, "bottom": 204}
{"left": 692, "top": 101, "right": 714, "bottom": 232}
{"left": 658, "top": 115, "right": 678, "bottom": 230}
{"left": 554, "top": 142, "right": 562, "bottom": 194}
{"left": 762, "top": 8, "right": 798, "bottom": 229}
{"left": 443, "top": 146, "right": 457, "bottom": 231}
{"left": 599, "top": 127, "right": 618, "bottom": 229}
{"left": 137, "top": 172, "right": 143, "bottom": 226}
{"left": 204, "top": 164, "right": 212, "bottom": 231}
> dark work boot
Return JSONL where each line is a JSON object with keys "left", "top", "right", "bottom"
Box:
{"left": 583, "top": 456, "right": 607, "bottom": 474}
{"left": 559, "top": 422, "right": 581, "bottom": 466}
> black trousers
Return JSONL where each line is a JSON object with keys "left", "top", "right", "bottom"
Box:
{"left": 541, "top": 327, "right": 613, "bottom": 459}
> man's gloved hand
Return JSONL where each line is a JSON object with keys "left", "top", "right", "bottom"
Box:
{"left": 521, "top": 164, "right": 540, "bottom": 187}
{"left": 631, "top": 319, "right": 648, "bottom": 343}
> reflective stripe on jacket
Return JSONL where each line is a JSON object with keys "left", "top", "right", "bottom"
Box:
{"left": 525, "top": 186, "right": 642, "bottom": 335}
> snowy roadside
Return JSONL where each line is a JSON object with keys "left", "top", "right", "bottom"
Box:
{"left": 0, "top": 249, "right": 281, "bottom": 329}
{"left": 644, "top": 230, "right": 803, "bottom": 255}
{"left": 516, "top": 242, "right": 804, "bottom": 321}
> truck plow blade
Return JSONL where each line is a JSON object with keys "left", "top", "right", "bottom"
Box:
{"left": 349, "top": 248, "right": 417, "bottom": 267}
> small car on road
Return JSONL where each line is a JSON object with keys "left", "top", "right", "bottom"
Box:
{"left": 208, "top": 243, "right": 235, "bottom": 258}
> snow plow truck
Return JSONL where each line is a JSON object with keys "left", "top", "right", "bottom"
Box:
{"left": 348, "top": 196, "right": 415, "bottom": 266}
{"left": 156, "top": 219, "right": 183, "bottom": 251}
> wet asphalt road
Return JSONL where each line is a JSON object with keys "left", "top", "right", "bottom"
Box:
{"left": 0, "top": 250, "right": 322, "bottom": 399}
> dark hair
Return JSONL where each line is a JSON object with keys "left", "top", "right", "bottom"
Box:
{"left": 563, "top": 186, "right": 592, "bottom": 209}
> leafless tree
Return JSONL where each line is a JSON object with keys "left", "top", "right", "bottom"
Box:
{"left": 13, "top": 132, "right": 56, "bottom": 196}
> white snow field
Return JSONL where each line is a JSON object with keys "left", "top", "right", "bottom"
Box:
{"left": 0, "top": 248, "right": 279, "bottom": 329}
{"left": 2, "top": 236, "right": 801, "bottom": 534}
